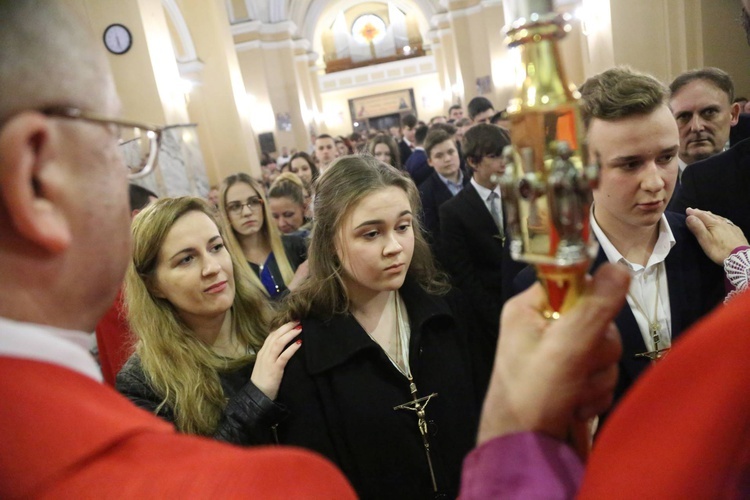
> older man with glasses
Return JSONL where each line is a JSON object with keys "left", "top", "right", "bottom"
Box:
{"left": 0, "top": 2, "right": 353, "bottom": 497}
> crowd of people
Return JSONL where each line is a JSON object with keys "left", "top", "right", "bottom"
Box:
{"left": 4, "top": 1, "right": 750, "bottom": 498}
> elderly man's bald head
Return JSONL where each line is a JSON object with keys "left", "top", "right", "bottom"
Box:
{"left": 0, "top": 1, "right": 117, "bottom": 123}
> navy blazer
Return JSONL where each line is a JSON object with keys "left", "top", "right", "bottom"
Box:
{"left": 670, "top": 137, "right": 750, "bottom": 238}
{"left": 513, "top": 212, "right": 724, "bottom": 410}
{"left": 418, "top": 171, "right": 469, "bottom": 244}
{"left": 398, "top": 139, "right": 413, "bottom": 166}
{"left": 404, "top": 149, "right": 430, "bottom": 185}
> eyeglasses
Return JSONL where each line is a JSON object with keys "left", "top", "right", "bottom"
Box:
{"left": 226, "top": 197, "right": 264, "bottom": 215}
{"left": 42, "top": 106, "right": 163, "bottom": 179}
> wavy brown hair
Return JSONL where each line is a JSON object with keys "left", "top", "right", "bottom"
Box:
{"left": 125, "top": 197, "right": 270, "bottom": 435}
{"left": 275, "top": 155, "right": 447, "bottom": 325}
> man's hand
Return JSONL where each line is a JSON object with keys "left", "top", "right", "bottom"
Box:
{"left": 477, "top": 264, "right": 630, "bottom": 445}
{"left": 686, "top": 207, "right": 748, "bottom": 264}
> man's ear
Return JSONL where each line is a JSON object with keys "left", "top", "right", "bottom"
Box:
{"left": 730, "top": 102, "right": 741, "bottom": 126}
{"left": 0, "top": 112, "right": 72, "bottom": 254}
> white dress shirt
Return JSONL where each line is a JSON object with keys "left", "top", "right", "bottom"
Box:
{"left": 590, "top": 212, "right": 676, "bottom": 351}
{"left": 0, "top": 316, "right": 102, "bottom": 381}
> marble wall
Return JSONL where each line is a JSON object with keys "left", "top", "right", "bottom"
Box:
{"left": 130, "top": 125, "right": 210, "bottom": 198}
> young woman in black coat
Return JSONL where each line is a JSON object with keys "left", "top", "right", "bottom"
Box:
{"left": 274, "top": 156, "right": 478, "bottom": 499}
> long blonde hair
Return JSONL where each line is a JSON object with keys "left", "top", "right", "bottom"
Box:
{"left": 218, "top": 173, "right": 295, "bottom": 295}
{"left": 275, "top": 156, "right": 447, "bottom": 326}
{"left": 125, "top": 197, "right": 270, "bottom": 435}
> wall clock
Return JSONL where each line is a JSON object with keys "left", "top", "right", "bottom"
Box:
{"left": 103, "top": 24, "right": 132, "bottom": 55}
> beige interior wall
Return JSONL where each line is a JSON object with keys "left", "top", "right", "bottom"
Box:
{"left": 260, "top": 40, "right": 310, "bottom": 152}
{"left": 701, "top": 0, "right": 750, "bottom": 95}
{"left": 71, "top": 0, "right": 188, "bottom": 125}
{"left": 176, "top": 0, "right": 260, "bottom": 182}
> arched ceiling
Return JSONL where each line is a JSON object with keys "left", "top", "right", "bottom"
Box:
{"left": 289, "top": 0, "right": 440, "bottom": 41}
{"left": 237, "top": 0, "right": 581, "bottom": 57}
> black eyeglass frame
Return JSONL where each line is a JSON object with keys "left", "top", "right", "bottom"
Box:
{"left": 41, "top": 106, "right": 163, "bottom": 179}
{"left": 225, "top": 197, "right": 264, "bottom": 215}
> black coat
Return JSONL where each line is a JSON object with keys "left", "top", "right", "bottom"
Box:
{"left": 275, "top": 279, "right": 478, "bottom": 500}
{"left": 670, "top": 136, "right": 750, "bottom": 238}
{"left": 116, "top": 354, "right": 287, "bottom": 445}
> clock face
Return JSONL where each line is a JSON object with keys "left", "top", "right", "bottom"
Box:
{"left": 103, "top": 24, "right": 132, "bottom": 55}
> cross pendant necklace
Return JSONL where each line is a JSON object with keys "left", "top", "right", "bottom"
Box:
{"left": 394, "top": 378, "right": 439, "bottom": 492}
{"left": 632, "top": 265, "right": 671, "bottom": 362}
{"left": 365, "top": 292, "right": 440, "bottom": 494}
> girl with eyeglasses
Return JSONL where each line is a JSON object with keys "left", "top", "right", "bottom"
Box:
{"left": 116, "top": 197, "right": 301, "bottom": 443}
{"left": 219, "top": 173, "right": 308, "bottom": 299}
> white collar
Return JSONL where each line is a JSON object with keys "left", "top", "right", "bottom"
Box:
{"left": 678, "top": 156, "right": 688, "bottom": 174}
{"left": 471, "top": 178, "right": 501, "bottom": 200}
{"left": 0, "top": 316, "right": 102, "bottom": 381}
{"left": 590, "top": 210, "right": 676, "bottom": 271}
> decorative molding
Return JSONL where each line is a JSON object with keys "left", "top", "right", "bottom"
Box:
{"left": 235, "top": 39, "right": 262, "bottom": 52}
{"left": 480, "top": 0, "right": 503, "bottom": 8}
{"left": 244, "top": 0, "right": 259, "bottom": 20}
{"left": 231, "top": 19, "right": 262, "bottom": 36}
{"left": 235, "top": 38, "right": 294, "bottom": 52}
{"left": 178, "top": 59, "right": 205, "bottom": 77}
{"left": 269, "top": 0, "right": 286, "bottom": 23}
{"left": 319, "top": 55, "right": 436, "bottom": 92}
{"left": 259, "top": 20, "right": 297, "bottom": 36}
{"left": 294, "top": 38, "right": 311, "bottom": 52}
{"left": 161, "top": 0, "right": 198, "bottom": 63}
{"left": 448, "top": 3, "right": 483, "bottom": 19}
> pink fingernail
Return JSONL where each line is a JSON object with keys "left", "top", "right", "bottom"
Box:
{"left": 295, "top": 339, "right": 302, "bottom": 345}
{"left": 294, "top": 324, "right": 302, "bottom": 331}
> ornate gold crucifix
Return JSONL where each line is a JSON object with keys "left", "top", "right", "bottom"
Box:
{"left": 394, "top": 379, "right": 439, "bottom": 492}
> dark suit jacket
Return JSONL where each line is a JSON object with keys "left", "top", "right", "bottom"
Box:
{"left": 398, "top": 139, "right": 413, "bottom": 166}
{"left": 438, "top": 183, "right": 527, "bottom": 397}
{"left": 404, "top": 149, "right": 430, "bottom": 185}
{"left": 418, "top": 171, "right": 468, "bottom": 244}
{"left": 513, "top": 212, "right": 724, "bottom": 411}
{"left": 730, "top": 113, "right": 750, "bottom": 147}
{"left": 670, "top": 137, "right": 750, "bottom": 237}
